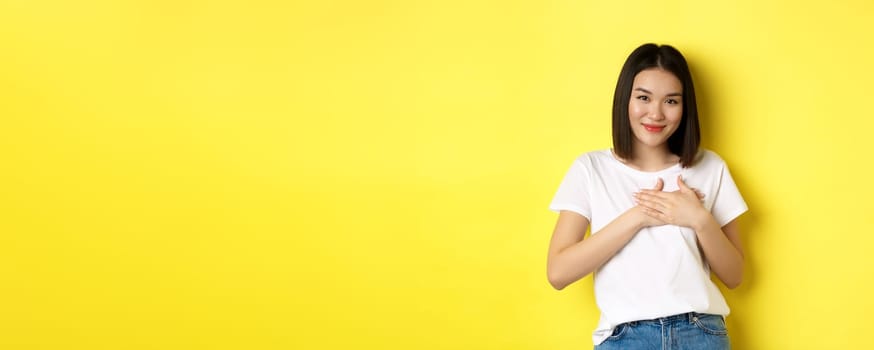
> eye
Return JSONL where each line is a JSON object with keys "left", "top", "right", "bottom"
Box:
{"left": 636, "top": 95, "right": 649, "bottom": 101}
{"left": 666, "top": 99, "right": 679, "bottom": 104}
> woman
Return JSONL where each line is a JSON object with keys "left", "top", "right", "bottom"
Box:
{"left": 547, "top": 43, "right": 747, "bottom": 349}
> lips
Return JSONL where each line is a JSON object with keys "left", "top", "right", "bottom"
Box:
{"left": 643, "top": 124, "right": 665, "bottom": 132}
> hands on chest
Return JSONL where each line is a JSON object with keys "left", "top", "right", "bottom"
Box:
{"left": 633, "top": 175, "right": 709, "bottom": 229}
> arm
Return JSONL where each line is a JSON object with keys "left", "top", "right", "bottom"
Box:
{"left": 546, "top": 209, "right": 643, "bottom": 290}
{"left": 691, "top": 217, "right": 744, "bottom": 289}
{"left": 547, "top": 180, "right": 667, "bottom": 290}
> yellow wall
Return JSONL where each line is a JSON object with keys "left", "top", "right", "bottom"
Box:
{"left": 2, "top": 1, "right": 872, "bottom": 349}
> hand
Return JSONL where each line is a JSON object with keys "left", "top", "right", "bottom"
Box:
{"left": 633, "top": 178, "right": 669, "bottom": 228}
{"left": 634, "top": 176, "right": 709, "bottom": 228}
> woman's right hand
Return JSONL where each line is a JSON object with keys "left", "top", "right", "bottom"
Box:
{"left": 633, "top": 178, "right": 668, "bottom": 228}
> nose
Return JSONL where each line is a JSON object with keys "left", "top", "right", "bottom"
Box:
{"left": 650, "top": 105, "right": 666, "bottom": 121}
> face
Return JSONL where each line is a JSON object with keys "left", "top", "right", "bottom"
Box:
{"left": 627, "top": 68, "right": 683, "bottom": 151}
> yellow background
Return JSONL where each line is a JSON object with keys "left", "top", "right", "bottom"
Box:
{"left": 1, "top": 0, "right": 872, "bottom": 349}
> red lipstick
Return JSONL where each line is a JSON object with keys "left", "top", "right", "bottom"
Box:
{"left": 643, "top": 124, "right": 665, "bottom": 132}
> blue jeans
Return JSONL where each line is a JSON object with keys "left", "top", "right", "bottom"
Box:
{"left": 594, "top": 312, "right": 730, "bottom": 350}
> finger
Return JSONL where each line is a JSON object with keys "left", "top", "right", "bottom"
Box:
{"left": 694, "top": 189, "right": 705, "bottom": 200}
{"left": 635, "top": 190, "right": 671, "bottom": 201}
{"left": 634, "top": 195, "right": 668, "bottom": 211}
{"left": 677, "top": 175, "right": 692, "bottom": 193}
{"left": 653, "top": 178, "right": 664, "bottom": 191}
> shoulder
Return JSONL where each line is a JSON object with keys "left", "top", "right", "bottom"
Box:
{"left": 572, "top": 149, "right": 613, "bottom": 163}
{"left": 692, "top": 148, "right": 728, "bottom": 170}
{"left": 569, "top": 149, "right": 614, "bottom": 169}
{"left": 560, "top": 149, "right": 614, "bottom": 180}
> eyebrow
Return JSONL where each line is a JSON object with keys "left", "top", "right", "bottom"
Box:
{"left": 633, "top": 87, "right": 682, "bottom": 97}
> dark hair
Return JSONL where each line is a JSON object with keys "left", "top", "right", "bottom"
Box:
{"left": 612, "top": 43, "right": 700, "bottom": 167}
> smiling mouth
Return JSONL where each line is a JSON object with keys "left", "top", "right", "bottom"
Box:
{"left": 643, "top": 124, "right": 665, "bottom": 132}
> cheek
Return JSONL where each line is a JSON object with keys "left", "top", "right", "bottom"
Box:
{"left": 667, "top": 108, "right": 683, "bottom": 123}
{"left": 628, "top": 102, "right": 644, "bottom": 118}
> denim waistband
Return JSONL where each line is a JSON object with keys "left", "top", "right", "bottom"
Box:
{"left": 625, "top": 312, "right": 715, "bottom": 326}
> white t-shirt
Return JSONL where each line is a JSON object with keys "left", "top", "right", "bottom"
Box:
{"left": 549, "top": 149, "right": 748, "bottom": 346}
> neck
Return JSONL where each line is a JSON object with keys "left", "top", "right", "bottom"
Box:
{"left": 625, "top": 145, "right": 678, "bottom": 172}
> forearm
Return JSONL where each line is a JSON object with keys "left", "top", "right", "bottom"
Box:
{"left": 692, "top": 215, "right": 744, "bottom": 288}
{"left": 548, "top": 209, "right": 644, "bottom": 290}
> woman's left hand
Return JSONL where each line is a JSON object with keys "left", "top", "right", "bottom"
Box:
{"left": 633, "top": 176, "right": 709, "bottom": 228}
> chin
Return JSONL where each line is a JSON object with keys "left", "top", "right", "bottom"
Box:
{"left": 634, "top": 136, "right": 669, "bottom": 148}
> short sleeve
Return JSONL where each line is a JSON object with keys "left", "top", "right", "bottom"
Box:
{"left": 549, "top": 158, "right": 592, "bottom": 220}
{"left": 711, "top": 163, "right": 748, "bottom": 227}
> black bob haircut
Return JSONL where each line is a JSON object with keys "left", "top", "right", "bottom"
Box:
{"left": 612, "top": 43, "right": 700, "bottom": 168}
